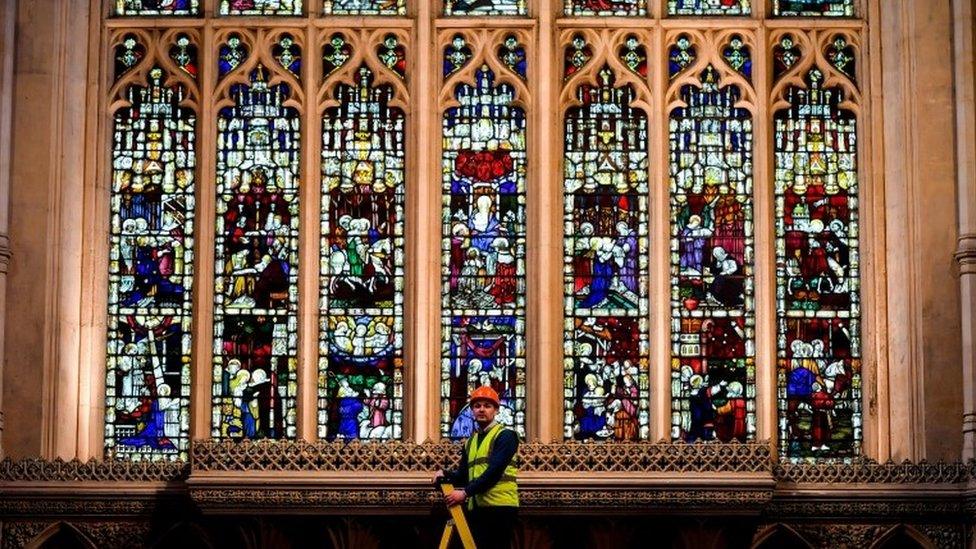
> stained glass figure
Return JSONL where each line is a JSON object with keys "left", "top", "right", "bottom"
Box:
{"left": 377, "top": 35, "right": 407, "bottom": 80}
{"left": 668, "top": 36, "right": 696, "bottom": 80}
{"left": 668, "top": 0, "right": 750, "bottom": 16}
{"left": 565, "top": 35, "right": 593, "bottom": 80}
{"left": 563, "top": 68, "right": 650, "bottom": 441}
{"left": 444, "top": 35, "right": 473, "bottom": 78}
{"left": 565, "top": 0, "right": 646, "bottom": 16}
{"left": 115, "top": 35, "right": 146, "bottom": 82}
{"left": 323, "top": 34, "right": 352, "bottom": 79}
{"left": 106, "top": 67, "right": 194, "bottom": 462}
{"left": 775, "top": 69, "right": 861, "bottom": 460}
{"left": 826, "top": 36, "right": 856, "bottom": 83}
{"left": 219, "top": 0, "right": 302, "bottom": 16}
{"left": 773, "top": 35, "right": 801, "bottom": 81}
{"left": 169, "top": 34, "right": 198, "bottom": 79}
{"left": 774, "top": 0, "right": 853, "bottom": 17}
{"left": 212, "top": 66, "right": 300, "bottom": 440}
{"left": 442, "top": 66, "right": 527, "bottom": 439}
{"left": 669, "top": 66, "right": 756, "bottom": 443}
{"left": 497, "top": 36, "right": 527, "bottom": 80}
{"left": 722, "top": 36, "right": 751, "bottom": 81}
{"left": 320, "top": 67, "right": 406, "bottom": 441}
{"left": 619, "top": 35, "right": 648, "bottom": 77}
{"left": 219, "top": 35, "right": 249, "bottom": 78}
{"left": 273, "top": 35, "right": 301, "bottom": 78}
{"left": 324, "top": 0, "right": 406, "bottom": 15}
{"left": 116, "top": 0, "right": 198, "bottom": 15}
{"left": 444, "top": 0, "right": 526, "bottom": 16}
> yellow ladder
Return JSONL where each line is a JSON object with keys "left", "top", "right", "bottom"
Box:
{"left": 437, "top": 483, "right": 477, "bottom": 549}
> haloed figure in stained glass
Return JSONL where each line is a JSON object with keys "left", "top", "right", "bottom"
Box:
{"left": 442, "top": 66, "right": 527, "bottom": 439}
{"left": 670, "top": 66, "right": 756, "bottom": 444}
{"left": 320, "top": 67, "right": 405, "bottom": 441}
{"left": 563, "top": 68, "right": 651, "bottom": 441}
{"left": 669, "top": 0, "right": 750, "bottom": 16}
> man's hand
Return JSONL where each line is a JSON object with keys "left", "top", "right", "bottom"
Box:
{"left": 433, "top": 470, "right": 445, "bottom": 484}
{"left": 444, "top": 489, "right": 467, "bottom": 507}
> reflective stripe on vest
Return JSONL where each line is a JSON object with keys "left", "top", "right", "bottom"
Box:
{"left": 465, "top": 423, "right": 519, "bottom": 509}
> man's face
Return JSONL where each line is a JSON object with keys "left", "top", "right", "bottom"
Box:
{"left": 472, "top": 399, "right": 497, "bottom": 425}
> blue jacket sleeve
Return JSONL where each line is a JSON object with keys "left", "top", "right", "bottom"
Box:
{"left": 462, "top": 430, "right": 519, "bottom": 497}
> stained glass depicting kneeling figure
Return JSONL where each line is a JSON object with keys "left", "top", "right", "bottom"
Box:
{"left": 776, "top": 69, "right": 861, "bottom": 460}
{"left": 219, "top": 0, "right": 302, "bottom": 15}
{"left": 106, "top": 68, "right": 194, "bottom": 461}
{"left": 320, "top": 67, "right": 405, "bottom": 441}
{"left": 441, "top": 66, "right": 527, "bottom": 439}
{"left": 669, "top": 66, "right": 756, "bottom": 443}
{"left": 563, "top": 68, "right": 650, "bottom": 441}
{"left": 212, "top": 67, "right": 300, "bottom": 440}
{"left": 324, "top": 0, "right": 406, "bottom": 15}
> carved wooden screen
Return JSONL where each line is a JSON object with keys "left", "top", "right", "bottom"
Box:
{"left": 101, "top": 0, "right": 871, "bottom": 462}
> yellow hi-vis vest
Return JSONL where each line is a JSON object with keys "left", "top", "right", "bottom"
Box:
{"left": 465, "top": 423, "right": 519, "bottom": 509}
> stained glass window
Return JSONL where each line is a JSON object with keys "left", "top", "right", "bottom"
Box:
{"left": 444, "top": 0, "right": 527, "bottom": 16}
{"left": 668, "top": 0, "right": 750, "bottom": 16}
{"left": 776, "top": 69, "right": 861, "bottom": 460}
{"left": 212, "top": 67, "right": 300, "bottom": 440}
{"left": 564, "top": 68, "right": 650, "bottom": 441}
{"left": 668, "top": 36, "right": 697, "bottom": 80}
{"left": 319, "top": 67, "right": 406, "bottom": 441}
{"left": 324, "top": 0, "right": 406, "bottom": 15}
{"left": 774, "top": 0, "right": 853, "bottom": 17}
{"left": 219, "top": 0, "right": 302, "bottom": 16}
{"left": 106, "top": 67, "right": 194, "bottom": 461}
{"left": 169, "top": 34, "right": 199, "bottom": 79}
{"left": 565, "top": 0, "right": 647, "bottom": 16}
{"left": 116, "top": 0, "right": 199, "bottom": 16}
{"left": 115, "top": 35, "right": 146, "bottom": 82}
{"left": 442, "top": 66, "right": 527, "bottom": 439}
{"left": 324, "top": 34, "right": 353, "bottom": 78}
{"left": 670, "top": 66, "right": 756, "bottom": 443}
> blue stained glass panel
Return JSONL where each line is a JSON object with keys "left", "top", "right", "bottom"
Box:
{"left": 106, "top": 67, "right": 194, "bottom": 461}
{"left": 442, "top": 66, "right": 527, "bottom": 439}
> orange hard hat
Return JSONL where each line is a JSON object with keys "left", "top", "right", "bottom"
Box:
{"left": 469, "top": 385, "right": 500, "bottom": 407}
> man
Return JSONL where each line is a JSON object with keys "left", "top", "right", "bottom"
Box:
{"left": 434, "top": 386, "right": 519, "bottom": 549}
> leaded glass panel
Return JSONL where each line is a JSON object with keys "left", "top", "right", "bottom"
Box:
{"left": 219, "top": 0, "right": 302, "bottom": 16}
{"left": 116, "top": 0, "right": 199, "bottom": 16}
{"left": 106, "top": 67, "right": 194, "bottom": 461}
{"left": 565, "top": 0, "right": 647, "bottom": 16}
{"left": 563, "top": 68, "right": 650, "bottom": 441}
{"left": 668, "top": 0, "right": 750, "bottom": 16}
{"left": 212, "top": 67, "right": 300, "bottom": 440}
{"left": 776, "top": 69, "right": 861, "bottom": 460}
{"left": 669, "top": 66, "right": 756, "bottom": 443}
{"left": 324, "top": 0, "right": 406, "bottom": 15}
{"left": 444, "top": 0, "right": 527, "bottom": 16}
{"left": 774, "top": 0, "right": 854, "bottom": 17}
{"left": 319, "top": 67, "right": 406, "bottom": 441}
{"left": 442, "top": 66, "right": 527, "bottom": 439}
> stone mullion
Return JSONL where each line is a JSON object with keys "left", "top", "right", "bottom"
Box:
{"left": 753, "top": 23, "right": 774, "bottom": 445}
{"left": 530, "top": 0, "right": 557, "bottom": 442}
{"left": 650, "top": 23, "right": 670, "bottom": 442}
{"left": 299, "top": 24, "right": 320, "bottom": 442}
{"left": 191, "top": 20, "right": 218, "bottom": 443}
